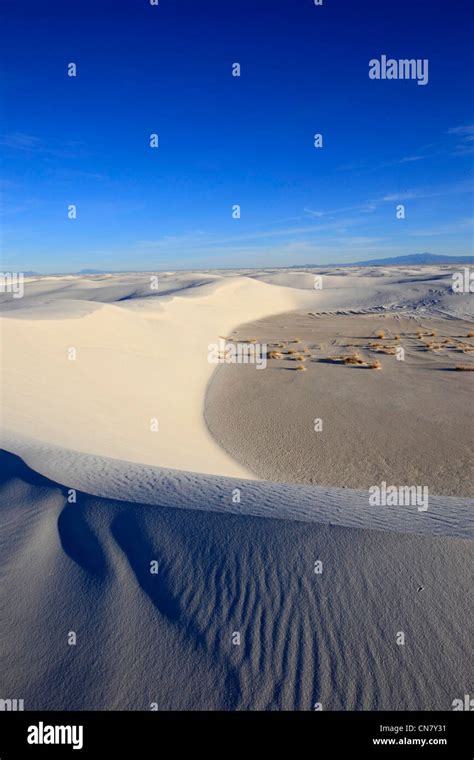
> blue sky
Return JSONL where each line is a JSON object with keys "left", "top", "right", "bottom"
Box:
{"left": 1, "top": 0, "right": 473, "bottom": 272}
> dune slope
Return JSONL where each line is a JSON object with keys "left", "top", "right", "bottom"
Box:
{"left": 0, "top": 450, "right": 471, "bottom": 711}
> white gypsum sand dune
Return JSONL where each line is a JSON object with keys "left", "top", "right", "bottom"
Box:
{"left": 0, "top": 449, "right": 472, "bottom": 711}
{"left": 0, "top": 267, "right": 472, "bottom": 711}
{"left": 1, "top": 274, "right": 317, "bottom": 477}
{"left": 2, "top": 431, "right": 472, "bottom": 538}
{"left": 1, "top": 267, "right": 472, "bottom": 478}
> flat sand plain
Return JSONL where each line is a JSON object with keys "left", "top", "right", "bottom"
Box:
{"left": 205, "top": 312, "right": 474, "bottom": 496}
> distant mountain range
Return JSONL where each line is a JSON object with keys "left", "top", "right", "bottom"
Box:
{"left": 13, "top": 253, "right": 474, "bottom": 276}
{"left": 350, "top": 253, "right": 474, "bottom": 266}
{"left": 77, "top": 269, "right": 110, "bottom": 274}
{"left": 291, "top": 253, "right": 474, "bottom": 268}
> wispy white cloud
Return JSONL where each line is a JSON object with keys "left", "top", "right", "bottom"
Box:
{"left": 337, "top": 125, "right": 474, "bottom": 173}
{"left": 447, "top": 124, "right": 474, "bottom": 141}
{"left": 303, "top": 203, "right": 376, "bottom": 218}
{"left": 381, "top": 190, "right": 432, "bottom": 201}
{"left": 0, "top": 132, "right": 89, "bottom": 159}
{"left": 0, "top": 133, "right": 43, "bottom": 150}
{"left": 408, "top": 217, "right": 474, "bottom": 237}
{"left": 379, "top": 178, "right": 474, "bottom": 203}
{"left": 397, "top": 155, "right": 426, "bottom": 163}
{"left": 136, "top": 213, "right": 371, "bottom": 252}
{"left": 446, "top": 124, "right": 474, "bottom": 156}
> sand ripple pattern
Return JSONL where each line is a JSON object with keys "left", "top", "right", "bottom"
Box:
{"left": 0, "top": 449, "right": 472, "bottom": 710}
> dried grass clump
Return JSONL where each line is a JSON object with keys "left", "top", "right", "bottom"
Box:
{"left": 455, "top": 364, "right": 474, "bottom": 371}
{"left": 326, "top": 350, "right": 383, "bottom": 369}
{"left": 462, "top": 346, "right": 474, "bottom": 353}
{"left": 369, "top": 343, "right": 396, "bottom": 355}
{"left": 368, "top": 359, "right": 382, "bottom": 370}
{"left": 290, "top": 354, "right": 306, "bottom": 361}
{"left": 267, "top": 350, "right": 282, "bottom": 359}
{"left": 343, "top": 353, "right": 365, "bottom": 365}
{"left": 287, "top": 348, "right": 298, "bottom": 355}
{"left": 467, "top": 332, "right": 474, "bottom": 338}
{"left": 376, "top": 330, "right": 385, "bottom": 339}
{"left": 394, "top": 335, "right": 400, "bottom": 340}
{"left": 294, "top": 364, "right": 306, "bottom": 371}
